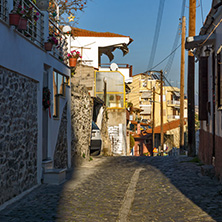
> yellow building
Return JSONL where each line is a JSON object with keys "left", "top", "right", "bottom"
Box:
{"left": 128, "top": 73, "right": 187, "bottom": 149}
{"left": 127, "top": 73, "right": 160, "bottom": 123}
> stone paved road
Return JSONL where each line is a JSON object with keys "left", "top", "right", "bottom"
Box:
{"left": 0, "top": 156, "right": 222, "bottom": 222}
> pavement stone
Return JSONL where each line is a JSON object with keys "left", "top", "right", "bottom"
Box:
{"left": 0, "top": 156, "right": 222, "bottom": 222}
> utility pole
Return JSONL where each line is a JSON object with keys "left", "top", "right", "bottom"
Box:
{"left": 103, "top": 77, "right": 107, "bottom": 106}
{"left": 152, "top": 86, "right": 156, "bottom": 156}
{"left": 188, "top": 0, "right": 196, "bottom": 156}
{"left": 180, "top": 16, "right": 186, "bottom": 151}
{"left": 160, "top": 70, "right": 164, "bottom": 156}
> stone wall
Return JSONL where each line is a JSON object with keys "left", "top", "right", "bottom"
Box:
{"left": 72, "top": 64, "right": 95, "bottom": 96}
{"left": 0, "top": 67, "right": 38, "bottom": 206}
{"left": 70, "top": 83, "right": 93, "bottom": 165}
{"left": 54, "top": 103, "right": 68, "bottom": 169}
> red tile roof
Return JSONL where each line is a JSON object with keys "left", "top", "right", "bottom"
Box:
{"left": 71, "top": 27, "right": 133, "bottom": 43}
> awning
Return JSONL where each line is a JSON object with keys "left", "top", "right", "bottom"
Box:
{"left": 99, "top": 43, "right": 130, "bottom": 62}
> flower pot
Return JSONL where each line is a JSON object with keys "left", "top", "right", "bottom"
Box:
{"left": 9, "top": 13, "right": 21, "bottom": 26}
{"left": 44, "top": 42, "right": 53, "bottom": 51}
{"left": 18, "top": 18, "right": 27, "bottom": 30}
{"left": 69, "top": 58, "right": 77, "bottom": 67}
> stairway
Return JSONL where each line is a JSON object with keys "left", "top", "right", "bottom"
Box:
{"left": 42, "top": 159, "right": 67, "bottom": 185}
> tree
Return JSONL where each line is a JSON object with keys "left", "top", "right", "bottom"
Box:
{"left": 48, "top": 0, "right": 88, "bottom": 24}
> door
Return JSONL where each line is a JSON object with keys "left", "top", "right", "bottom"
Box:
{"left": 42, "top": 70, "right": 49, "bottom": 160}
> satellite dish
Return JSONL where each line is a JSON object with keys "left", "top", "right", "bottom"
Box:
{"left": 36, "top": 0, "right": 49, "bottom": 11}
{"left": 110, "top": 63, "right": 118, "bottom": 71}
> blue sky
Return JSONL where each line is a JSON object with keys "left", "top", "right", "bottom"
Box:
{"left": 74, "top": 0, "right": 212, "bottom": 90}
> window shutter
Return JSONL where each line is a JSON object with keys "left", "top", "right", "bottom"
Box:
{"left": 217, "top": 50, "right": 222, "bottom": 107}
{"left": 199, "top": 56, "right": 208, "bottom": 120}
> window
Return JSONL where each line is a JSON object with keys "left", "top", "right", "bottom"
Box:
{"left": 53, "top": 71, "right": 68, "bottom": 117}
{"left": 95, "top": 71, "right": 125, "bottom": 109}
{"left": 199, "top": 56, "right": 208, "bottom": 120}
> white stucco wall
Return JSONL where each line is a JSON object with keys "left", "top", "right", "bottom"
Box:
{"left": 1, "top": 20, "right": 71, "bottom": 183}
{"left": 70, "top": 36, "right": 131, "bottom": 68}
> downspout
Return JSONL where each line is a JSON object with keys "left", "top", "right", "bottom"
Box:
{"left": 212, "top": 54, "right": 216, "bottom": 166}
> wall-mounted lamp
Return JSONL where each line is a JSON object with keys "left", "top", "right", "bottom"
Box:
{"left": 204, "top": 46, "right": 211, "bottom": 57}
{"left": 62, "top": 25, "right": 72, "bottom": 35}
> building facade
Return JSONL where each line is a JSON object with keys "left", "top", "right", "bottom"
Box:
{"left": 0, "top": 0, "right": 71, "bottom": 208}
{"left": 185, "top": 0, "right": 222, "bottom": 181}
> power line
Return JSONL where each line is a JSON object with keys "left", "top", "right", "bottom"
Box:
{"left": 200, "top": 0, "right": 204, "bottom": 24}
{"left": 164, "top": 0, "right": 186, "bottom": 76}
{"left": 147, "top": 0, "right": 165, "bottom": 70}
{"left": 144, "top": 44, "right": 181, "bottom": 72}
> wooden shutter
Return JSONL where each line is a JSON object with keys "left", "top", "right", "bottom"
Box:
{"left": 199, "top": 56, "right": 208, "bottom": 120}
{"left": 217, "top": 51, "right": 222, "bottom": 107}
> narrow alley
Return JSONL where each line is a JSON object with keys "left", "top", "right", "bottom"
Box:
{"left": 0, "top": 156, "right": 222, "bottom": 222}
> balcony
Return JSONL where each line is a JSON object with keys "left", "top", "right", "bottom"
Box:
{"left": 49, "top": 19, "right": 68, "bottom": 65}
{"left": 167, "top": 100, "right": 180, "bottom": 107}
{"left": 139, "top": 105, "right": 151, "bottom": 115}
{"left": 0, "top": 0, "right": 68, "bottom": 65}
{"left": 99, "top": 64, "right": 133, "bottom": 83}
{"left": 0, "top": 0, "right": 8, "bottom": 22}
{"left": 167, "top": 115, "right": 180, "bottom": 120}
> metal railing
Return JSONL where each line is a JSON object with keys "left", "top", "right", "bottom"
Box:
{"left": 3, "top": 0, "right": 68, "bottom": 65}
{"left": 167, "top": 100, "right": 180, "bottom": 106}
{"left": 100, "top": 63, "right": 133, "bottom": 77}
{"left": 20, "top": 0, "right": 45, "bottom": 47}
{"left": 0, "top": 0, "right": 8, "bottom": 22}
{"left": 49, "top": 19, "right": 68, "bottom": 65}
{"left": 167, "top": 115, "right": 180, "bottom": 120}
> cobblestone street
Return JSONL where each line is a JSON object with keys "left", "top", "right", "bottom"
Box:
{"left": 0, "top": 156, "right": 222, "bottom": 222}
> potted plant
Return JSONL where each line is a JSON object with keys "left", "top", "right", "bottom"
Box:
{"left": 9, "top": 13, "right": 21, "bottom": 26}
{"left": 16, "top": 5, "right": 39, "bottom": 30}
{"left": 67, "top": 50, "right": 82, "bottom": 67}
{"left": 44, "top": 35, "right": 58, "bottom": 51}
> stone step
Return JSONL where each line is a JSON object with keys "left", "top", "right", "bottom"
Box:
{"left": 43, "top": 168, "right": 67, "bottom": 185}
{"left": 42, "top": 159, "right": 53, "bottom": 170}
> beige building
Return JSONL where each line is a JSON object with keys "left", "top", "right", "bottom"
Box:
{"left": 128, "top": 73, "right": 187, "bottom": 149}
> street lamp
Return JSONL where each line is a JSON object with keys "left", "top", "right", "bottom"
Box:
{"left": 204, "top": 46, "right": 211, "bottom": 57}
{"left": 62, "top": 25, "right": 72, "bottom": 52}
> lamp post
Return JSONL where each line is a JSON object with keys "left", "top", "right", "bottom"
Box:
{"left": 62, "top": 25, "right": 72, "bottom": 52}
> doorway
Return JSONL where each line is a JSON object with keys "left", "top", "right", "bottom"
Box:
{"left": 42, "top": 70, "right": 49, "bottom": 160}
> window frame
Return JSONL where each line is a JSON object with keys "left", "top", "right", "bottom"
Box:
{"left": 53, "top": 71, "right": 69, "bottom": 117}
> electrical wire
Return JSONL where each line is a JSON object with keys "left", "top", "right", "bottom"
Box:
{"left": 147, "top": 0, "right": 165, "bottom": 70}
{"left": 164, "top": 0, "right": 186, "bottom": 76}
{"left": 144, "top": 44, "right": 181, "bottom": 72}
{"left": 200, "top": 0, "right": 204, "bottom": 24}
